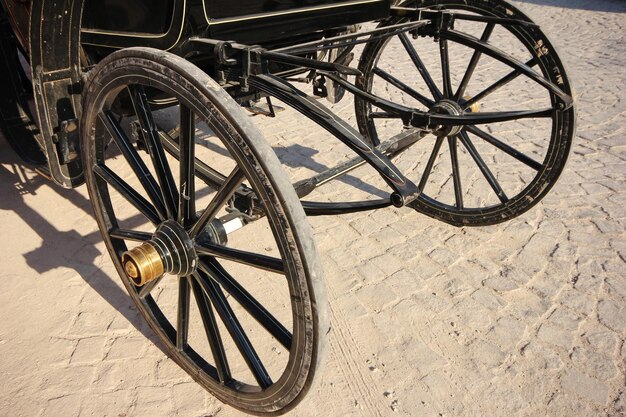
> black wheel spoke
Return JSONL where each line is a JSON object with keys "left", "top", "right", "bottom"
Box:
{"left": 398, "top": 33, "right": 443, "bottom": 101}
{"left": 138, "top": 276, "right": 164, "bottom": 298}
{"left": 178, "top": 105, "right": 196, "bottom": 227}
{"left": 109, "top": 228, "right": 152, "bottom": 242}
{"left": 196, "top": 243, "right": 285, "bottom": 274}
{"left": 194, "top": 271, "right": 273, "bottom": 389}
{"left": 93, "top": 164, "right": 160, "bottom": 224}
{"left": 463, "top": 58, "right": 537, "bottom": 110}
{"left": 466, "top": 125, "right": 542, "bottom": 171}
{"left": 439, "top": 39, "right": 453, "bottom": 99}
{"left": 177, "top": 276, "right": 191, "bottom": 350}
{"left": 159, "top": 129, "right": 229, "bottom": 191}
{"left": 454, "top": 23, "right": 495, "bottom": 101}
{"left": 129, "top": 85, "right": 179, "bottom": 219}
{"left": 191, "top": 167, "right": 245, "bottom": 238}
{"left": 199, "top": 259, "right": 292, "bottom": 349}
{"left": 372, "top": 66, "right": 435, "bottom": 107}
{"left": 418, "top": 135, "right": 446, "bottom": 191}
{"left": 190, "top": 276, "right": 232, "bottom": 383}
{"left": 100, "top": 112, "right": 167, "bottom": 219}
{"left": 459, "top": 131, "right": 508, "bottom": 203}
{"left": 448, "top": 136, "right": 464, "bottom": 210}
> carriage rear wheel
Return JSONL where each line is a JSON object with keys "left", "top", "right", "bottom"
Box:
{"left": 81, "top": 47, "right": 327, "bottom": 415}
{"left": 355, "top": 0, "right": 575, "bottom": 226}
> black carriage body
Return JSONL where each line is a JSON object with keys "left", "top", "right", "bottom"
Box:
{"left": 81, "top": 0, "right": 390, "bottom": 49}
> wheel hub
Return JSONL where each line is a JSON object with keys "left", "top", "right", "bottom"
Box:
{"left": 122, "top": 220, "right": 198, "bottom": 286}
{"left": 430, "top": 99, "right": 464, "bottom": 137}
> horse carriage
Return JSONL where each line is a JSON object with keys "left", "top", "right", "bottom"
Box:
{"left": 0, "top": 0, "right": 574, "bottom": 414}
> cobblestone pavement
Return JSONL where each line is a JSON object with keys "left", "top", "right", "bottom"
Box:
{"left": 0, "top": 1, "right": 624, "bottom": 416}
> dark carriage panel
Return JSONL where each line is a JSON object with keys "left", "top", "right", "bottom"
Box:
{"left": 82, "top": 0, "right": 175, "bottom": 34}
{"left": 205, "top": 0, "right": 390, "bottom": 43}
{"left": 80, "top": 0, "right": 186, "bottom": 51}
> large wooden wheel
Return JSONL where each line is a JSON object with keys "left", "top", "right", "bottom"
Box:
{"left": 81, "top": 48, "right": 327, "bottom": 415}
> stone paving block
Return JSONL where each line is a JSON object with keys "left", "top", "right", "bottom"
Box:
{"left": 597, "top": 300, "right": 626, "bottom": 334}
{"left": 70, "top": 336, "right": 107, "bottom": 364}
{"left": 570, "top": 346, "right": 619, "bottom": 381}
{"left": 561, "top": 368, "right": 609, "bottom": 406}
{"left": 537, "top": 323, "right": 574, "bottom": 351}
{"left": 486, "top": 315, "right": 527, "bottom": 352}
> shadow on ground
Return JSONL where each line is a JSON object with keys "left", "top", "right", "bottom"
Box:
{"left": 0, "top": 137, "right": 165, "bottom": 350}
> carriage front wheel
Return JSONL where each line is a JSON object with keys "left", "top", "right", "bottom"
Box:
{"left": 81, "top": 47, "right": 327, "bottom": 415}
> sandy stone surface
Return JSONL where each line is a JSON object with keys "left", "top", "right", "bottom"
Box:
{"left": 0, "top": 0, "right": 624, "bottom": 416}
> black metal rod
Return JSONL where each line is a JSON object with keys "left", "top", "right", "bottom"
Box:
{"left": 440, "top": 39, "right": 453, "bottom": 99}
{"left": 466, "top": 125, "right": 542, "bottom": 171}
{"left": 178, "top": 105, "right": 196, "bottom": 227}
{"left": 191, "top": 276, "right": 231, "bottom": 383}
{"left": 426, "top": 108, "right": 555, "bottom": 125}
{"left": 458, "top": 131, "right": 508, "bottom": 203}
{"left": 448, "top": 136, "right": 464, "bottom": 210}
{"left": 194, "top": 270, "right": 273, "bottom": 389}
{"left": 101, "top": 112, "right": 167, "bottom": 219}
{"left": 159, "top": 130, "right": 228, "bottom": 191}
{"left": 398, "top": 32, "right": 443, "bottom": 101}
{"left": 418, "top": 135, "right": 445, "bottom": 191}
{"left": 260, "top": 50, "right": 361, "bottom": 76}
{"left": 302, "top": 199, "right": 392, "bottom": 216}
{"left": 271, "top": 21, "right": 427, "bottom": 54}
{"left": 196, "top": 243, "right": 284, "bottom": 274}
{"left": 109, "top": 228, "right": 152, "bottom": 242}
{"left": 293, "top": 128, "right": 424, "bottom": 199}
{"left": 454, "top": 23, "right": 495, "bottom": 101}
{"left": 463, "top": 58, "right": 536, "bottom": 110}
{"left": 93, "top": 164, "right": 160, "bottom": 225}
{"left": 191, "top": 167, "right": 245, "bottom": 238}
{"left": 138, "top": 276, "right": 164, "bottom": 298}
{"left": 372, "top": 66, "right": 435, "bottom": 108}
{"left": 199, "top": 260, "right": 292, "bottom": 350}
{"left": 177, "top": 276, "right": 191, "bottom": 351}
{"left": 129, "top": 85, "right": 179, "bottom": 219}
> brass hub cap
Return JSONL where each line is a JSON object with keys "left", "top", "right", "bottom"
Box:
{"left": 121, "top": 220, "right": 198, "bottom": 286}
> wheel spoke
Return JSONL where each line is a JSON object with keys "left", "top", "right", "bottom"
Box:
{"left": 109, "top": 228, "right": 152, "bottom": 242}
{"left": 159, "top": 129, "right": 229, "bottom": 191}
{"left": 138, "top": 276, "right": 164, "bottom": 298}
{"left": 372, "top": 66, "right": 435, "bottom": 107}
{"left": 448, "top": 136, "right": 464, "bottom": 210}
{"left": 177, "top": 276, "right": 191, "bottom": 350}
{"left": 454, "top": 23, "right": 495, "bottom": 101}
{"left": 466, "top": 125, "right": 542, "bottom": 171}
{"left": 190, "top": 276, "right": 232, "bottom": 383}
{"left": 93, "top": 164, "right": 160, "bottom": 224}
{"left": 458, "top": 131, "right": 508, "bottom": 203}
{"left": 196, "top": 242, "right": 285, "bottom": 274}
{"left": 418, "top": 135, "right": 446, "bottom": 191}
{"left": 463, "top": 58, "right": 537, "bottom": 110}
{"left": 439, "top": 39, "right": 453, "bottom": 99}
{"left": 178, "top": 105, "right": 196, "bottom": 227}
{"left": 398, "top": 33, "right": 443, "bottom": 100}
{"left": 129, "top": 85, "right": 179, "bottom": 219}
{"left": 194, "top": 271, "right": 273, "bottom": 389}
{"left": 191, "top": 167, "right": 245, "bottom": 238}
{"left": 199, "top": 259, "right": 292, "bottom": 349}
{"left": 100, "top": 112, "right": 167, "bottom": 219}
